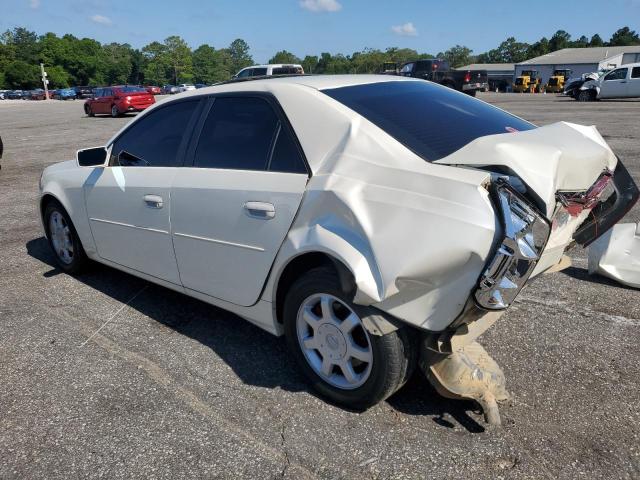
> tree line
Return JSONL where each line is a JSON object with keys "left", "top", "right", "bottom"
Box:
{"left": 0, "top": 26, "right": 638, "bottom": 90}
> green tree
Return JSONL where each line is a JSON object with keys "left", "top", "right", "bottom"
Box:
{"left": 163, "top": 35, "right": 193, "bottom": 84}
{"left": 526, "top": 37, "right": 550, "bottom": 59}
{"left": 192, "top": 44, "right": 232, "bottom": 84}
{"left": 571, "top": 35, "right": 589, "bottom": 48}
{"left": 268, "top": 50, "right": 301, "bottom": 65}
{"left": 608, "top": 26, "right": 640, "bottom": 46}
{"left": 4, "top": 60, "right": 40, "bottom": 88}
{"left": 46, "top": 64, "right": 71, "bottom": 87}
{"left": 439, "top": 45, "right": 473, "bottom": 68}
{"left": 301, "top": 55, "right": 318, "bottom": 73}
{"left": 589, "top": 34, "right": 604, "bottom": 47}
{"left": 142, "top": 41, "right": 169, "bottom": 85}
{"left": 549, "top": 30, "right": 571, "bottom": 51}
{"left": 101, "top": 43, "right": 134, "bottom": 85}
{"left": 228, "top": 38, "right": 253, "bottom": 75}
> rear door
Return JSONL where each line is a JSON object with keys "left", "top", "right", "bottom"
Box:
{"left": 599, "top": 67, "right": 629, "bottom": 98}
{"left": 84, "top": 99, "right": 202, "bottom": 284}
{"left": 629, "top": 66, "right": 640, "bottom": 97}
{"left": 170, "top": 94, "right": 308, "bottom": 306}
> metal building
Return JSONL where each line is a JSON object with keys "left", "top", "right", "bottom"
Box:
{"left": 515, "top": 46, "right": 640, "bottom": 84}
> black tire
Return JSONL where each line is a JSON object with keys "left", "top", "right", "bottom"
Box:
{"left": 577, "top": 90, "right": 594, "bottom": 102}
{"left": 466, "top": 89, "right": 477, "bottom": 97}
{"left": 283, "top": 267, "right": 417, "bottom": 410}
{"left": 43, "top": 200, "right": 89, "bottom": 274}
{"left": 85, "top": 104, "right": 94, "bottom": 117}
{"left": 111, "top": 105, "right": 120, "bottom": 117}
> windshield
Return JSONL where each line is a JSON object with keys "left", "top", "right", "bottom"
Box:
{"left": 322, "top": 81, "right": 535, "bottom": 162}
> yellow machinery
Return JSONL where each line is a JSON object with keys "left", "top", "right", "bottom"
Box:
{"left": 513, "top": 70, "right": 542, "bottom": 93}
{"left": 545, "top": 69, "right": 572, "bottom": 93}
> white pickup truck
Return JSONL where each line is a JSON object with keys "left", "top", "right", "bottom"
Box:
{"left": 578, "top": 62, "right": 640, "bottom": 101}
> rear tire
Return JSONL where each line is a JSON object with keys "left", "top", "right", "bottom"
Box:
{"left": 111, "top": 105, "right": 120, "bottom": 117}
{"left": 44, "top": 201, "right": 89, "bottom": 274}
{"left": 283, "top": 267, "right": 417, "bottom": 410}
{"left": 466, "top": 90, "right": 477, "bottom": 97}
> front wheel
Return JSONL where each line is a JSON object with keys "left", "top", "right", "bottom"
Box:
{"left": 84, "top": 104, "right": 94, "bottom": 117}
{"left": 283, "top": 267, "right": 417, "bottom": 409}
{"left": 577, "top": 90, "right": 595, "bottom": 102}
{"left": 466, "top": 90, "right": 477, "bottom": 97}
{"left": 111, "top": 105, "right": 120, "bottom": 117}
{"left": 44, "top": 201, "right": 89, "bottom": 274}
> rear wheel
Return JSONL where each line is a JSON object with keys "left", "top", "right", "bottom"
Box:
{"left": 44, "top": 201, "right": 89, "bottom": 274}
{"left": 111, "top": 105, "right": 120, "bottom": 117}
{"left": 283, "top": 267, "right": 417, "bottom": 409}
{"left": 466, "top": 90, "right": 477, "bottom": 97}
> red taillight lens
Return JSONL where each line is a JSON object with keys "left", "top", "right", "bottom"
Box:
{"left": 464, "top": 72, "right": 471, "bottom": 83}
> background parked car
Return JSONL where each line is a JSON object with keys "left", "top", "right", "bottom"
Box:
{"left": 177, "top": 84, "right": 196, "bottom": 92}
{"left": 233, "top": 64, "right": 304, "bottom": 79}
{"left": 145, "top": 85, "right": 162, "bottom": 95}
{"left": 29, "top": 89, "right": 47, "bottom": 100}
{"left": 6, "top": 90, "right": 27, "bottom": 99}
{"left": 53, "top": 88, "right": 76, "bottom": 100}
{"left": 195, "top": 83, "right": 207, "bottom": 89}
{"left": 396, "top": 59, "right": 488, "bottom": 96}
{"left": 0, "top": 90, "right": 8, "bottom": 99}
{"left": 84, "top": 86, "right": 155, "bottom": 117}
{"left": 73, "top": 86, "right": 94, "bottom": 99}
{"left": 162, "top": 85, "right": 178, "bottom": 94}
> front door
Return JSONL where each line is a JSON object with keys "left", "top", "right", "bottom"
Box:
{"left": 171, "top": 95, "right": 308, "bottom": 306}
{"left": 84, "top": 98, "right": 202, "bottom": 284}
{"left": 628, "top": 66, "right": 640, "bottom": 97}
{"left": 599, "top": 67, "right": 629, "bottom": 98}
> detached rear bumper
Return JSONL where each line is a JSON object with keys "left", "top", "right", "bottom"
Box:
{"left": 574, "top": 160, "right": 639, "bottom": 247}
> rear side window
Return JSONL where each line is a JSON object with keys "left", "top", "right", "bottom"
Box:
{"left": 322, "top": 81, "right": 535, "bottom": 162}
{"left": 110, "top": 100, "right": 199, "bottom": 167}
{"left": 268, "top": 126, "right": 307, "bottom": 173}
{"left": 193, "top": 97, "right": 279, "bottom": 171}
{"left": 632, "top": 67, "right": 640, "bottom": 79}
{"left": 252, "top": 68, "right": 267, "bottom": 76}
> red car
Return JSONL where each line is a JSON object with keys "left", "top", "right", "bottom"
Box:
{"left": 84, "top": 86, "right": 155, "bottom": 117}
{"left": 145, "top": 85, "right": 162, "bottom": 95}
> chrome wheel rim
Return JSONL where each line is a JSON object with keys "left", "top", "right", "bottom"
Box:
{"left": 296, "top": 293, "right": 373, "bottom": 390}
{"left": 49, "top": 211, "right": 74, "bottom": 265}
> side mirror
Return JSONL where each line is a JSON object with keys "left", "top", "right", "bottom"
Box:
{"left": 77, "top": 146, "right": 107, "bottom": 167}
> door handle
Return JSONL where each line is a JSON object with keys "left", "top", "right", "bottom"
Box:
{"left": 620, "top": 81, "right": 627, "bottom": 84}
{"left": 243, "top": 201, "right": 275, "bottom": 219}
{"left": 143, "top": 194, "right": 164, "bottom": 209}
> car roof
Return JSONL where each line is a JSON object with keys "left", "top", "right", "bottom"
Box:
{"left": 242, "top": 64, "right": 303, "bottom": 69}
{"left": 191, "top": 74, "right": 419, "bottom": 93}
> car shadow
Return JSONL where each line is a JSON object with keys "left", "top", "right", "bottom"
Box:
{"left": 27, "top": 236, "right": 486, "bottom": 433}
{"left": 561, "top": 265, "right": 637, "bottom": 291}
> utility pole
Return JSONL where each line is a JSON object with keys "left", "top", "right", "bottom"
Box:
{"left": 40, "top": 63, "right": 49, "bottom": 100}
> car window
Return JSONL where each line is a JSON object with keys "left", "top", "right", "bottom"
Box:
{"left": 252, "top": 67, "right": 268, "bottom": 76}
{"left": 400, "top": 63, "right": 414, "bottom": 74}
{"left": 237, "top": 69, "right": 252, "bottom": 78}
{"left": 604, "top": 68, "right": 628, "bottom": 81}
{"left": 94, "top": 89, "right": 102, "bottom": 97}
{"left": 119, "top": 86, "right": 147, "bottom": 93}
{"left": 268, "top": 126, "right": 307, "bottom": 174}
{"left": 323, "top": 80, "right": 535, "bottom": 162}
{"left": 193, "top": 97, "right": 280, "bottom": 171}
{"left": 632, "top": 67, "right": 640, "bottom": 79}
{"left": 110, "top": 100, "right": 200, "bottom": 167}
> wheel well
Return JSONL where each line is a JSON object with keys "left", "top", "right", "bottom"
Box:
{"left": 40, "top": 194, "right": 60, "bottom": 227}
{"left": 275, "top": 252, "right": 355, "bottom": 324}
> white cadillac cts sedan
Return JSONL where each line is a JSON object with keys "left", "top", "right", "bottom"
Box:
{"left": 39, "top": 75, "right": 638, "bottom": 421}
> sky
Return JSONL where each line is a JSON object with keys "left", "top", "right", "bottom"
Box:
{"left": 1, "top": 0, "right": 639, "bottom": 62}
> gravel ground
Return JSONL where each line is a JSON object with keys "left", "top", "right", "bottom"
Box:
{"left": 0, "top": 93, "right": 638, "bottom": 480}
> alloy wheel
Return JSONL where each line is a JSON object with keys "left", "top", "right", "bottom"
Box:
{"left": 49, "top": 211, "right": 74, "bottom": 265}
{"left": 296, "top": 293, "right": 373, "bottom": 390}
